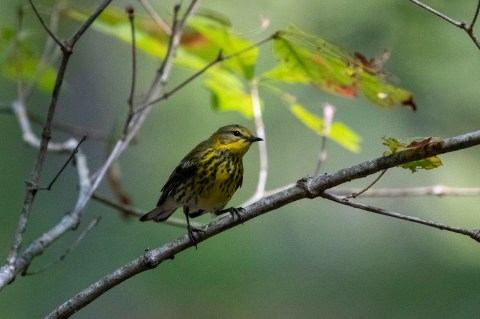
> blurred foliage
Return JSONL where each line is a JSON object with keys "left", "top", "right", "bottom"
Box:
{"left": 0, "top": 25, "right": 56, "bottom": 91}
{"left": 66, "top": 4, "right": 417, "bottom": 151}
{"left": 1, "top": 1, "right": 480, "bottom": 319}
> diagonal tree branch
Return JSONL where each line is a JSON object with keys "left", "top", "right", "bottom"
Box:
{"left": 45, "top": 130, "right": 480, "bottom": 318}
{"left": 330, "top": 185, "right": 480, "bottom": 197}
{"left": 0, "top": 0, "right": 112, "bottom": 290}
{"left": 0, "top": 0, "right": 203, "bottom": 291}
{"left": 409, "top": 0, "right": 480, "bottom": 49}
{"left": 320, "top": 192, "right": 480, "bottom": 240}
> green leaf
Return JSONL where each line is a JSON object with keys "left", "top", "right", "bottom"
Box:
{"left": 187, "top": 16, "right": 258, "bottom": 79}
{"left": 204, "top": 69, "right": 254, "bottom": 117}
{"left": 289, "top": 103, "right": 361, "bottom": 153}
{"left": 0, "top": 26, "right": 56, "bottom": 91}
{"left": 382, "top": 137, "right": 443, "bottom": 173}
{"left": 264, "top": 26, "right": 416, "bottom": 110}
{"left": 67, "top": 7, "right": 259, "bottom": 118}
{"left": 67, "top": 8, "right": 258, "bottom": 79}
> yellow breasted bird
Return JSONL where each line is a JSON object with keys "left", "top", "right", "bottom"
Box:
{"left": 140, "top": 124, "right": 263, "bottom": 246}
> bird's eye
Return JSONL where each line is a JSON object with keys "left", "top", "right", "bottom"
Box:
{"left": 232, "top": 130, "right": 241, "bottom": 137}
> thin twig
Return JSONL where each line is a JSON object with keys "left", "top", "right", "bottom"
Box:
{"left": 106, "top": 161, "right": 133, "bottom": 207}
{"left": 409, "top": 0, "right": 480, "bottom": 49}
{"left": 28, "top": 0, "right": 64, "bottom": 48}
{"left": 315, "top": 103, "right": 335, "bottom": 176}
{"left": 123, "top": 5, "right": 137, "bottom": 137}
{"left": 137, "top": 0, "right": 172, "bottom": 35}
{"left": 138, "top": 50, "right": 225, "bottom": 110}
{"left": 468, "top": 0, "right": 480, "bottom": 30}
{"left": 67, "top": 1, "right": 113, "bottom": 49}
{"left": 0, "top": 0, "right": 112, "bottom": 290}
{"left": 1, "top": 0, "right": 197, "bottom": 289}
{"left": 243, "top": 183, "right": 480, "bottom": 203}
{"left": 145, "top": 2, "right": 182, "bottom": 99}
{"left": 12, "top": 100, "right": 80, "bottom": 151}
{"left": 123, "top": 0, "right": 199, "bottom": 137}
{"left": 22, "top": 217, "right": 101, "bottom": 276}
{"left": 348, "top": 169, "right": 387, "bottom": 198}
{"left": 321, "top": 191, "right": 480, "bottom": 240}
{"left": 39, "top": 135, "right": 87, "bottom": 191}
{"left": 139, "top": 33, "right": 275, "bottom": 111}
{"left": 23, "top": 1, "right": 63, "bottom": 100}
{"left": 91, "top": 193, "right": 201, "bottom": 228}
{"left": 242, "top": 78, "right": 268, "bottom": 206}
{"left": 409, "top": 0, "right": 463, "bottom": 27}
{"left": 251, "top": 79, "right": 268, "bottom": 196}
{"left": 331, "top": 185, "right": 480, "bottom": 198}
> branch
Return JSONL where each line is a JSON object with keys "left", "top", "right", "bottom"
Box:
{"left": 320, "top": 192, "right": 480, "bottom": 241}
{"left": 45, "top": 130, "right": 480, "bottom": 318}
{"left": 137, "top": 0, "right": 172, "bottom": 35}
{"left": 1, "top": 0, "right": 198, "bottom": 289}
{"left": 242, "top": 78, "right": 268, "bottom": 206}
{"left": 348, "top": 169, "right": 387, "bottom": 198}
{"left": 91, "top": 193, "right": 202, "bottom": 229}
{"left": 314, "top": 103, "right": 335, "bottom": 175}
{"left": 331, "top": 185, "right": 480, "bottom": 197}
{"left": 0, "top": 0, "right": 111, "bottom": 289}
{"left": 123, "top": 5, "right": 137, "bottom": 137}
{"left": 23, "top": 217, "right": 101, "bottom": 276}
{"left": 409, "top": 0, "right": 480, "bottom": 49}
{"left": 137, "top": 33, "right": 275, "bottom": 111}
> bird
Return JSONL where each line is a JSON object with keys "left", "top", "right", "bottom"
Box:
{"left": 140, "top": 124, "right": 263, "bottom": 247}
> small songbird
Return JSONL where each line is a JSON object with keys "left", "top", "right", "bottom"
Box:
{"left": 140, "top": 124, "right": 263, "bottom": 246}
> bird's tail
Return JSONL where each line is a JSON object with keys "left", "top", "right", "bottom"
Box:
{"left": 139, "top": 206, "right": 177, "bottom": 222}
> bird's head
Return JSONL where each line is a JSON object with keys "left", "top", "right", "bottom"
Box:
{"left": 210, "top": 124, "right": 263, "bottom": 156}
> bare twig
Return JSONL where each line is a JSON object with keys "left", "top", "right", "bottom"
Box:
{"left": 106, "top": 161, "right": 133, "bottom": 207}
{"left": 23, "top": 2, "right": 63, "bottom": 99}
{"left": 242, "top": 78, "right": 268, "bottom": 206}
{"left": 145, "top": 2, "right": 186, "bottom": 100}
{"left": 139, "top": 33, "right": 276, "bottom": 111}
{"left": 137, "top": 0, "right": 172, "bottom": 35}
{"left": 91, "top": 193, "right": 201, "bottom": 228}
{"left": 409, "top": 0, "right": 480, "bottom": 49}
{"left": 409, "top": 0, "right": 463, "bottom": 27}
{"left": 321, "top": 191, "right": 480, "bottom": 240}
{"left": 123, "top": 5, "right": 137, "bottom": 137}
{"left": 39, "top": 135, "right": 87, "bottom": 191}
{"left": 468, "top": 0, "right": 480, "bottom": 30}
{"left": 331, "top": 185, "right": 480, "bottom": 198}
{"left": 0, "top": 0, "right": 112, "bottom": 289}
{"left": 314, "top": 103, "right": 335, "bottom": 176}
{"left": 28, "top": 0, "right": 64, "bottom": 48}
{"left": 45, "top": 130, "right": 480, "bottom": 319}
{"left": 11, "top": 100, "right": 80, "bottom": 151}
{"left": 348, "top": 169, "right": 387, "bottom": 198}
{"left": 23, "top": 217, "right": 101, "bottom": 276}
{"left": 251, "top": 79, "right": 268, "bottom": 196}
{"left": 140, "top": 50, "right": 225, "bottom": 109}
{"left": 1, "top": 0, "right": 199, "bottom": 289}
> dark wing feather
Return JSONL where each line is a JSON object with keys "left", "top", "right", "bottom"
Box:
{"left": 237, "top": 175, "right": 243, "bottom": 189}
{"left": 156, "top": 159, "right": 197, "bottom": 206}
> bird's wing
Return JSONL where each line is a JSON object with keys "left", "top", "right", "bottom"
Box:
{"left": 156, "top": 158, "right": 197, "bottom": 206}
{"left": 237, "top": 174, "right": 243, "bottom": 189}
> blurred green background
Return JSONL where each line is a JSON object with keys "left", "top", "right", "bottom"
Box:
{"left": 1, "top": 0, "right": 480, "bottom": 318}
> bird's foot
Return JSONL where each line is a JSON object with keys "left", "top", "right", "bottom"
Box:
{"left": 216, "top": 207, "right": 246, "bottom": 224}
{"left": 187, "top": 225, "right": 205, "bottom": 249}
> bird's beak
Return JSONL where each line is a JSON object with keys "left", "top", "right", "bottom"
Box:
{"left": 246, "top": 136, "right": 263, "bottom": 143}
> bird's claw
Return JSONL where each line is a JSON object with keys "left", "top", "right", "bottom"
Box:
{"left": 227, "top": 207, "right": 245, "bottom": 224}
{"left": 187, "top": 225, "right": 205, "bottom": 249}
